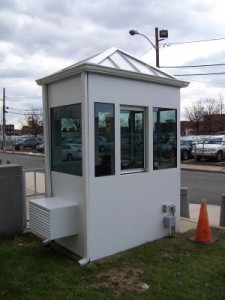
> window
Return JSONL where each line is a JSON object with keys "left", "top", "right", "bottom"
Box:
{"left": 51, "top": 104, "right": 82, "bottom": 176}
{"left": 153, "top": 107, "right": 177, "bottom": 170}
{"left": 120, "top": 106, "right": 146, "bottom": 173}
{"left": 95, "top": 103, "right": 115, "bottom": 177}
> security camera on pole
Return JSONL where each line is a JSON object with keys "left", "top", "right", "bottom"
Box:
{"left": 129, "top": 27, "right": 168, "bottom": 68}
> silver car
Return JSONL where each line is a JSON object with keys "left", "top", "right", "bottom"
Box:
{"left": 191, "top": 135, "right": 225, "bottom": 162}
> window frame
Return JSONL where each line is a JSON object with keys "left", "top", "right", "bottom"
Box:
{"left": 153, "top": 107, "right": 177, "bottom": 170}
{"left": 94, "top": 102, "right": 115, "bottom": 177}
{"left": 120, "top": 105, "right": 147, "bottom": 175}
{"left": 50, "top": 103, "right": 82, "bottom": 176}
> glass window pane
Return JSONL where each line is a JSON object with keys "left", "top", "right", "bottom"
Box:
{"left": 153, "top": 107, "right": 177, "bottom": 170}
{"left": 120, "top": 107, "right": 145, "bottom": 172}
{"left": 95, "top": 103, "right": 115, "bottom": 177}
{"left": 51, "top": 104, "right": 82, "bottom": 176}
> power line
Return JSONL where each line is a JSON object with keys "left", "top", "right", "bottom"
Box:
{"left": 141, "top": 37, "right": 225, "bottom": 66}
{"left": 7, "top": 106, "right": 43, "bottom": 115}
{"left": 175, "top": 72, "right": 225, "bottom": 76}
{"left": 161, "top": 37, "right": 225, "bottom": 73}
{"left": 162, "top": 63, "right": 225, "bottom": 68}
{"left": 8, "top": 111, "right": 43, "bottom": 115}
{"left": 5, "top": 96, "right": 41, "bottom": 99}
{"left": 8, "top": 107, "right": 42, "bottom": 112}
{"left": 165, "top": 37, "right": 225, "bottom": 46}
{"left": 142, "top": 36, "right": 225, "bottom": 55}
{"left": 184, "top": 78, "right": 225, "bottom": 85}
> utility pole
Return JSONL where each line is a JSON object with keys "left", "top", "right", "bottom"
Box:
{"left": 2, "top": 88, "right": 6, "bottom": 152}
{"left": 129, "top": 27, "right": 168, "bottom": 68}
{"left": 155, "top": 27, "right": 169, "bottom": 67}
{"left": 155, "top": 27, "right": 160, "bottom": 68}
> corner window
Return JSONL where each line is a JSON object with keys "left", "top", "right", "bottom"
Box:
{"left": 153, "top": 107, "right": 177, "bottom": 170}
{"left": 120, "top": 106, "right": 146, "bottom": 173}
{"left": 51, "top": 104, "right": 82, "bottom": 176}
{"left": 95, "top": 103, "right": 115, "bottom": 177}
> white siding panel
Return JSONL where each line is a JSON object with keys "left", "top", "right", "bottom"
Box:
{"left": 46, "top": 74, "right": 87, "bottom": 258}
{"left": 87, "top": 73, "right": 180, "bottom": 260}
{"left": 48, "top": 76, "right": 82, "bottom": 107}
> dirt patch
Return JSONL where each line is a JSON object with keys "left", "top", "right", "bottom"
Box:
{"left": 88, "top": 264, "right": 149, "bottom": 294}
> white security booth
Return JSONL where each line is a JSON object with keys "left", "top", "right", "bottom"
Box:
{"left": 31, "top": 48, "right": 189, "bottom": 261}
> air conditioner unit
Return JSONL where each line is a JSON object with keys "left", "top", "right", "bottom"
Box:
{"left": 29, "top": 197, "right": 78, "bottom": 240}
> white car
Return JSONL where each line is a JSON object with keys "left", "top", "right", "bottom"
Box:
{"left": 61, "top": 143, "right": 82, "bottom": 161}
{"left": 191, "top": 135, "right": 225, "bottom": 162}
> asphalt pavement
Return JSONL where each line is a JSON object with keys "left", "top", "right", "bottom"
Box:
{"left": 180, "top": 161, "right": 225, "bottom": 233}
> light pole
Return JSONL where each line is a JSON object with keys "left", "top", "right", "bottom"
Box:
{"left": 129, "top": 27, "right": 168, "bottom": 68}
{"left": 0, "top": 88, "right": 6, "bottom": 151}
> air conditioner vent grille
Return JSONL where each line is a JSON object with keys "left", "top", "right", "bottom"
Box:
{"left": 29, "top": 197, "right": 78, "bottom": 240}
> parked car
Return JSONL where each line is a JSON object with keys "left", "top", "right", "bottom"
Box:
{"left": 61, "top": 143, "right": 82, "bottom": 161}
{"left": 191, "top": 135, "right": 225, "bottom": 162}
{"left": 14, "top": 137, "right": 43, "bottom": 151}
{"left": 180, "top": 139, "right": 193, "bottom": 160}
{"left": 36, "top": 143, "right": 44, "bottom": 153}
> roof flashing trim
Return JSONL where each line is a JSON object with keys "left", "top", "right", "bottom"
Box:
{"left": 36, "top": 63, "right": 189, "bottom": 88}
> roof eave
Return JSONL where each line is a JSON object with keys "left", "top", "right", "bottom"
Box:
{"left": 36, "top": 63, "right": 189, "bottom": 88}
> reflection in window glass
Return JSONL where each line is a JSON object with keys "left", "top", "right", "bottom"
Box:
{"left": 95, "top": 103, "right": 115, "bottom": 177}
{"left": 120, "top": 107, "right": 145, "bottom": 172}
{"left": 51, "top": 104, "right": 82, "bottom": 176}
{"left": 153, "top": 107, "right": 177, "bottom": 170}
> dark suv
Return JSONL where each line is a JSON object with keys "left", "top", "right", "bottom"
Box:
{"left": 15, "top": 137, "right": 43, "bottom": 151}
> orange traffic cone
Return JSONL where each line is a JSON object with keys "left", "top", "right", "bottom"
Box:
{"left": 190, "top": 199, "right": 217, "bottom": 245}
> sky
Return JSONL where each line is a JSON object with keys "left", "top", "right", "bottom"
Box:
{"left": 1, "top": 0, "right": 225, "bottom": 129}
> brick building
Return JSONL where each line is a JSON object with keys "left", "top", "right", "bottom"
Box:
{"left": 181, "top": 114, "right": 225, "bottom": 136}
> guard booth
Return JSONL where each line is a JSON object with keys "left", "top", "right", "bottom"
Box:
{"left": 31, "top": 47, "right": 189, "bottom": 262}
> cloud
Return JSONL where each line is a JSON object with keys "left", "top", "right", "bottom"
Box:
{"left": 0, "top": 0, "right": 16, "bottom": 10}
{"left": 1, "top": 0, "right": 225, "bottom": 128}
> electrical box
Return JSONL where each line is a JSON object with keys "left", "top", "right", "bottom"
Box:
{"left": 162, "top": 204, "right": 176, "bottom": 214}
{"left": 0, "top": 164, "right": 25, "bottom": 237}
{"left": 162, "top": 204, "right": 171, "bottom": 213}
{"left": 29, "top": 197, "right": 78, "bottom": 240}
{"left": 163, "top": 215, "right": 176, "bottom": 228}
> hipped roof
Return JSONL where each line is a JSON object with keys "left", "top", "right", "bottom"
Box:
{"left": 36, "top": 47, "right": 189, "bottom": 88}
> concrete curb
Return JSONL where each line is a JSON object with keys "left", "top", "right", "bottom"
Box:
{"left": 0, "top": 150, "right": 44, "bottom": 157}
{"left": 181, "top": 164, "right": 225, "bottom": 174}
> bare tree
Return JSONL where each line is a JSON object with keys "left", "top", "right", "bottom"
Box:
{"left": 184, "top": 96, "right": 225, "bottom": 135}
{"left": 218, "top": 95, "right": 225, "bottom": 114}
{"left": 184, "top": 100, "right": 204, "bottom": 135}
{"left": 217, "top": 95, "right": 225, "bottom": 132}
{"left": 202, "top": 98, "right": 220, "bottom": 134}
{"left": 20, "top": 106, "right": 43, "bottom": 136}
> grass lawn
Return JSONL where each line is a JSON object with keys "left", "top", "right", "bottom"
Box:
{"left": 1, "top": 228, "right": 225, "bottom": 300}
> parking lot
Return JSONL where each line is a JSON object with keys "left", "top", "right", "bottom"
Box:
{"left": 181, "top": 134, "right": 225, "bottom": 163}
